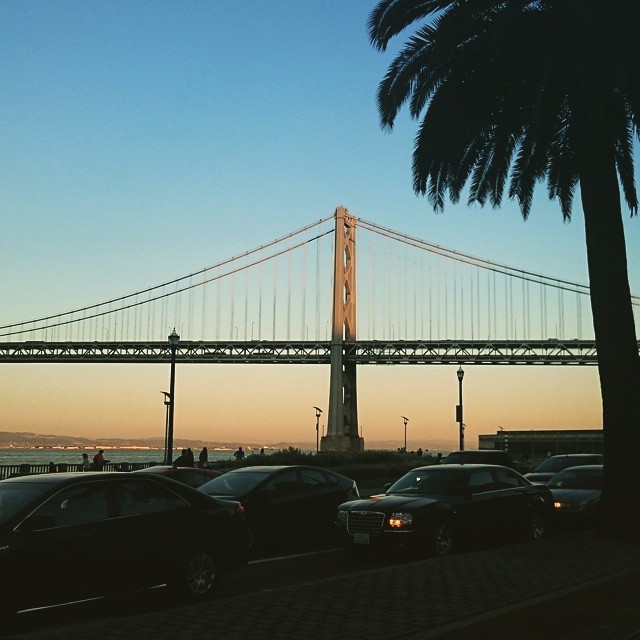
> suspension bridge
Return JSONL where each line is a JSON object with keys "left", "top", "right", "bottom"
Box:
{"left": 2, "top": 207, "right": 639, "bottom": 451}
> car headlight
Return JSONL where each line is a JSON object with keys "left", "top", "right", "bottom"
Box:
{"left": 553, "top": 501, "right": 579, "bottom": 510}
{"left": 389, "top": 512, "right": 414, "bottom": 528}
{"left": 336, "top": 510, "right": 348, "bottom": 523}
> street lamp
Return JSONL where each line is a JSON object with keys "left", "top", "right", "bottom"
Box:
{"left": 161, "top": 391, "right": 171, "bottom": 462}
{"left": 456, "top": 366, "right": 465, "bottom": 451}
{"left": 314, "top": 406, "right": 323, "bottom": 452}
{"left": 402, "top": 416, "right": 409, "bottom": 452}
{"left": 166, "top": 328, "right": 180, "bottom": 464}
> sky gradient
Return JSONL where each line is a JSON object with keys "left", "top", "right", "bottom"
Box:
{"left": 1, "top": 1, "right": 638, "bottom": 449}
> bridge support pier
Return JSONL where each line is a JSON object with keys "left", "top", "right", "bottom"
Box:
{"left": 321, "top": 207, "right": 364, "bottom": 453}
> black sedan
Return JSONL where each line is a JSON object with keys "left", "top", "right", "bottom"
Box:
{"left": 336, "top": 464, "right": 552, "bottom": 557}
{"left": 548, "top": 464, "right": 603, "bottom": 526}
{"left": 199, "top": 465, "right": 359, "bottom": 544}
{"left": 133, "top": 465, "right": 221, "bottom": 488}
{"left": 0, "top": 472, "right": 250, "bottom": 615}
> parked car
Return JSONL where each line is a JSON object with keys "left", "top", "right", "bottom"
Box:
{"left": 134, "top": 465, "right": 221, "bottom": 488}
{"left": 336, "top": 464, "right": 552, "bottom": 557}
{"left": 548, "top": 464, "right": 603, "bottom": 526}
{"left": 199, "top": 465, "right": 359, "bottom": 544}
{"left": 442, "top": 450, "right": 524, "bottom": 472}
{"left": 524, "top": 454, "right": 603, "bottom": 484}
{"left": 0, "top": 472, "right": 250, "bottom": 615}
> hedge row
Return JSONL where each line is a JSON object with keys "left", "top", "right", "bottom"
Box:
{"left": 209, "top": 447, "right": 437, "bottom": 486}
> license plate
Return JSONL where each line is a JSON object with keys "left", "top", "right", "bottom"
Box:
{"left": 354, "top": 533, "right": 370, "bottom": 545}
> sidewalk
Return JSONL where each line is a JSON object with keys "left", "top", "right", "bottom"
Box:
{"left": 7, "top": 532, "right": 640, "bottom": 640}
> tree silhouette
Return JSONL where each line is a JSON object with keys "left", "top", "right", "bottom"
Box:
{"left": 369, "top": 0, "right": 640, "bottom": 534}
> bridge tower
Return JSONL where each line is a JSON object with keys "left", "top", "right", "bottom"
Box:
{"left": 321, "top": 206, "right": 364, "bottom": 452}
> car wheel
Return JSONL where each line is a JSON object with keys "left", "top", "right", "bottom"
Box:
{"left": 526, "top": 509, "right": 546, "bottom": 541}
{"left": 174, "top": 549, "right": 219, "bottom": 600}
{"left": 428, "top": 520, "right": 454, "bottom": 557}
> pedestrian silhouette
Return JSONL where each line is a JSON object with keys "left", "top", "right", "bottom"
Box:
{"left": 173, "top": 449, "right": 189, "bottom": 467}
{"left": 233, "top": 446, "right": 245, "bottom": 461}
{"left": 92, "top": 450, "right": 107, "bottom": 471}
{"left": 198, "top": 447, "right": 208, "bottom": 468}
{"left": 186, "top": 448, "right": 195, "bottom": 467}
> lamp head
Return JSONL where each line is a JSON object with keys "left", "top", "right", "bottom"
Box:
{"left": 457, "top": 366, "right": 465, "bottom": 382}
{"left": 313, "top": 406, "right": 323, "bottom": 417}
{"left": 402, "top": 415, "right": 409, "bottom": 425}
{"left": 168, "top": 328, "right": 180, "bottom": 345}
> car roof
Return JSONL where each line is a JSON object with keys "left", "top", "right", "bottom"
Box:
{"left": 1, "top": 472, "right": 118, "bottom": 485}
{"left": 227, "top": 465, "right": 315, "bottom": 473}
{"left": 413, "top": 463, "right": 512, "bottom": 471}
{"left": 133, "top": 466, "right": 211, "bottom": 472}
{"left": 1, "top": 472, "right": 183, "bottom": 485}
{"left": 447, "top": 450, "right": 506, "bottom": 454}
{"left": 556, "top": 464, "right": 603, "bottom": 471}
{"left": 548, "top": 454, "right": 602, "bottom": 458}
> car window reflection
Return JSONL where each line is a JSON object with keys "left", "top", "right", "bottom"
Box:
{"left": 388, "top": 469, "right": 466, "bottom": 496}
{"left": 28, "top": 483, "right": 108, "bottom": 528}
{"left": 117, "top": 480, "right": 188, "bottom": 517}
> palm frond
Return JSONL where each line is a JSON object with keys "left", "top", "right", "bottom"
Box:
{"left": 368, "top": 0, "right": 452, "bottom": 51}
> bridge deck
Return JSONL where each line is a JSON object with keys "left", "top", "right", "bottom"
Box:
{"left": 0, "top": 340, "right": 608, "bottom": 365}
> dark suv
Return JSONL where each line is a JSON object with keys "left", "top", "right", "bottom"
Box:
{"left": 524, "top": 454, "right": 603, "bottom": 484}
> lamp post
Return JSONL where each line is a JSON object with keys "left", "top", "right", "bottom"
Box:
{"left": 402, "top": 416, "right": 409, "bottom": 452}
{"left": 314, "top": 406, "right": 323, "bottom": 452}
{"left": 166, "top": 328, "right": 180, "bottom": 465}
{"left": 456, "top": 366, "right": 465, "bottom": 451}
{"left": 161, "top": 391, "right": 171, "bottom": 462}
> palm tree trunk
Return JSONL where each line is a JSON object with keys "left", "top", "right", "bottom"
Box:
{"left": 579, "top": 145, "right": 640, "bottom": 537}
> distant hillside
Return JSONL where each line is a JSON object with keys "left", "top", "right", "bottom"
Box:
{"left": 0, "top": 431, "right": 456, "bottom": 452}
{"left": 0, "top": 431, "right": 264, "bottom": 450}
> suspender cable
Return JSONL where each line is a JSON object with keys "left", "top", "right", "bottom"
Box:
{"left": 258, "top": 260, "right": 263, "bottom": 341}
{"left": 272, "top": 258, "right": 277, "bottom": 341}
{"left": 243, "top": 268, "right": 248, "bottom": 341}
{"left": 286, "top": 249, "right": 292, "bottom": 341}
{"left": 301, "top": 241, "right": 307, "bottom": 341}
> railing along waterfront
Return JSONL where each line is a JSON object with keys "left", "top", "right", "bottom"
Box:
{"left": 0, "top": 461, "right": 160, "bottom": 480}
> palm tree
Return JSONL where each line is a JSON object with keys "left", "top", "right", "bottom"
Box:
{"left": 369, "top": 0, "right": 640, "bottom": 533}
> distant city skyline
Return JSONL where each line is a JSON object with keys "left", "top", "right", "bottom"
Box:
{"left": 1, "top": 2, "right": 636, "bottom": 446}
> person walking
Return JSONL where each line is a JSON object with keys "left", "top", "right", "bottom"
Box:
{"left": 186, "top": 448, "right": 195, "bottom": 467}
{"left": 198, "top": 447, "right": 208, "bottom": 468}
{"left": 233, "top": 446, "right": 245, "bottom": 461}
{"left": 80, "top": 453, "right": 90, "bottom": 471}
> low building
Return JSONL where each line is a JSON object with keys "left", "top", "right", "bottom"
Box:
{"left": 478, "top": 429, "right": 603, "bottom": 460}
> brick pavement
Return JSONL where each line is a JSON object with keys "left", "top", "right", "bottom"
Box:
{"left": 6, "top": 533, "right": 640, "bottom": 640}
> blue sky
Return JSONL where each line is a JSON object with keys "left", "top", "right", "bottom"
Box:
{"left": 1, "top": 1, "right": 638, "bottom": 446}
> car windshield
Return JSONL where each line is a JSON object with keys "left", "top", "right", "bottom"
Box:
{"left": 0, "top": 482, "right": 56, "bottom": 527}
{"left": 548, "top": 468, "right": 602, "bottom": 490}
{"left": 199, "top": 471, "right": 270, "bottom": 495}
{"left": 388, "top": 469, "right": 466, "bottom": 496}
{"left": 535, "top": 457, "right": 593, "bottom": 473}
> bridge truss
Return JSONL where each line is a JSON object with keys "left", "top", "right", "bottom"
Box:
{"left": 1, "top": 339, "right": 620, "bottom": 365}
